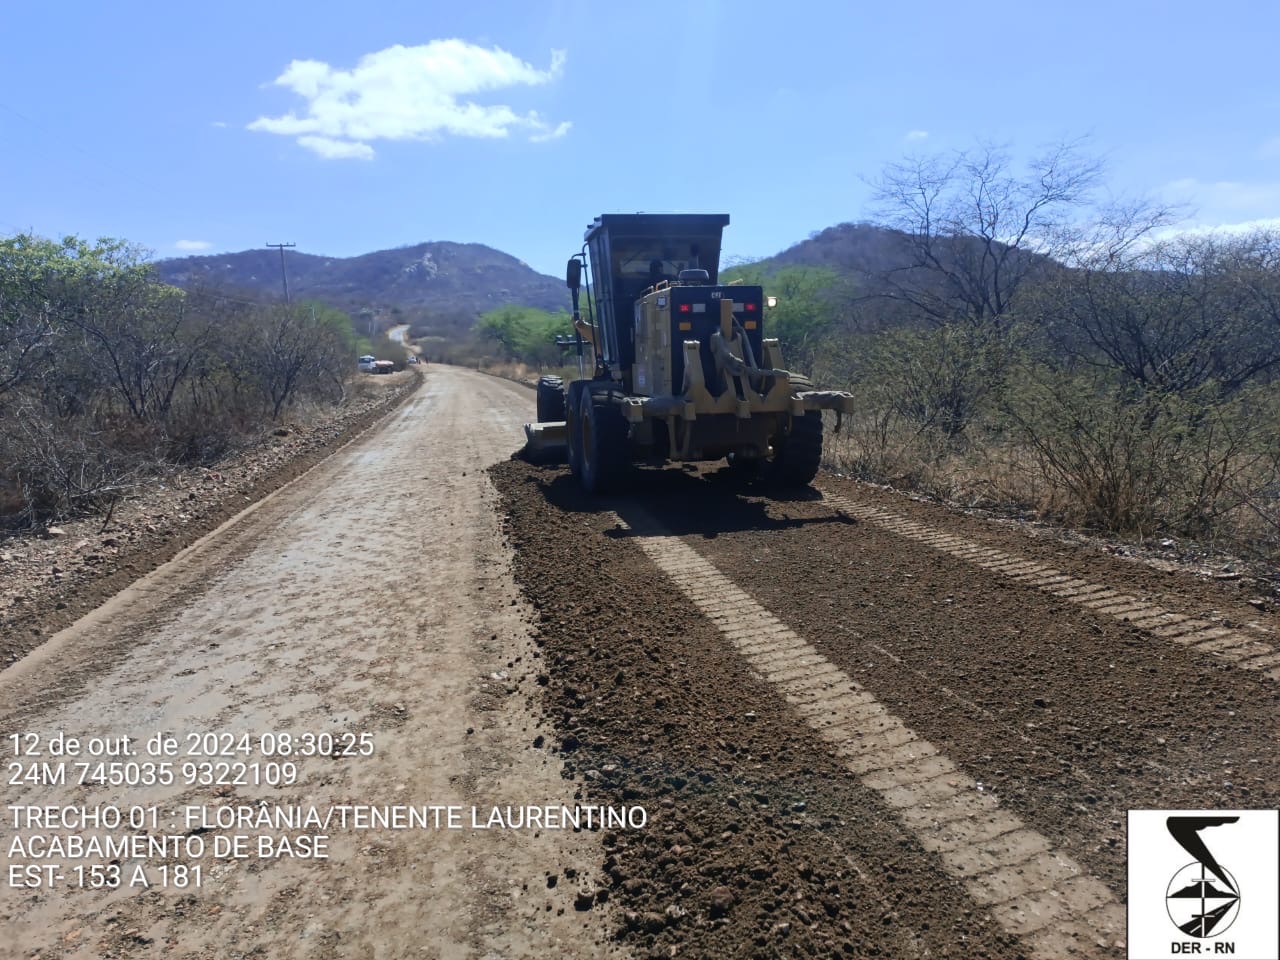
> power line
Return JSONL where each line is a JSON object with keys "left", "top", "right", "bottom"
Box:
{"left": 266, "top": 242, "right": 296, "bottom": 303}
{"left": 0, "top": 99, "right": 158, "bottom": 196}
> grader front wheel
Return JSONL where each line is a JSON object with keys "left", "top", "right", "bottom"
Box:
{"left": 536, "top": 375, "right": 566, "bottom": 422}
{"left": 579, "top": 393, "right": 628, "bottom": 495}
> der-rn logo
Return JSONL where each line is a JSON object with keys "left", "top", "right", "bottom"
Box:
{"left": 1128, "top": 809, "right": 1278, "bottom": 960}
{"left": 1164, "top": 816, "right": 1240, "bottom": 941}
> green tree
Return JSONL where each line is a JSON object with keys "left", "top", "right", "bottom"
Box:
{"left": 474, "top": 305, "right": 573, "bottom": 366}
{"left": 719, "top": 263, "right": 846, "bottom": 366}
{"left": 0, "top": 234, "right": 155, "bottom": 401}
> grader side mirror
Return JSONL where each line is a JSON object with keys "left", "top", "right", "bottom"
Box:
{"left": 566, "top": 258, "right": 582, "bottom": 291}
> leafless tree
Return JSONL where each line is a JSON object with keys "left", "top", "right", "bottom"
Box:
{"left": 869, "top": 141, "right": 1170, "bottom": 332}
{"left": 249, "top": 304, "right": 356, "bottom": 419}
{"left": 0, "top": 305, "right": 52, "bottom": 399}
{"left": 1040, "top": 229, "right": 1280, "bottom": 395}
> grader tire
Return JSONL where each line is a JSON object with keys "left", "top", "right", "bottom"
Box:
{"left": 579, "top": 392, "right": 628, "bottom": 495}
{"left": 536, "top": 376, "right": 566, "bottom": 423}
{"left": 724, "top": 454, "right": 762, "bottom": 487}
{"left": 765, "top": 410, "right": 822, "bottom": 488}
{"left": 567, "top": 381, "right": 587, "bottom": 481}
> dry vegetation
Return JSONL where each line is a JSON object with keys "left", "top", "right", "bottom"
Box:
{"left": 812, "top": 144, "right": 1280, "bottom": 563}
{"left": 1, "top": 235, "right": 368, "bottom": 526}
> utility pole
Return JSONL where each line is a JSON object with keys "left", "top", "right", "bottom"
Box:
{"left": 266, "top": 242, "right": 296, "bottom": 303}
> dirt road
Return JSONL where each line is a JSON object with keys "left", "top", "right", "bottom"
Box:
{"left": 5, "top": 366, "right": 1278, "bottom": 959}
{"left": 1, "top": 366, "right": 621, "bottom": 960}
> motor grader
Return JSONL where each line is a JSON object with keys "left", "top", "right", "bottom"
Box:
{"left": 523, "top": 214, "right": 853, "bottom": 493}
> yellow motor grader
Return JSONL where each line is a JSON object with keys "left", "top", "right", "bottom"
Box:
{"left": 524, "top": 214, "right": 853, "bottom": 493}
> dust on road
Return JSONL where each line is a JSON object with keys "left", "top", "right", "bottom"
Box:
{"left": 1, "top": 366, "right": 621, "bottom": 960}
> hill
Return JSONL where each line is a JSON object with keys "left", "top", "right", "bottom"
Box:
{"left": 761, "top": 221, "right": 916, "bottom": 276}
{"left": 154, "top": 241, "right": 568, "bottom": 331}
{"left": 731, "top": 220, "right": 1059, "bottom": 334}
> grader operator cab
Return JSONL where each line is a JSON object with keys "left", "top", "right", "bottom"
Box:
{"left": 523, "top": 214, "right": 854, "bottom": 493}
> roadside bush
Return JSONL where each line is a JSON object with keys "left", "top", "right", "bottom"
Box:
{"left": 0, "top": 401, "right": 156, "bottom": 523}
{"left": 0, "top": 233, "right": 368, "bottom": 526}
{"left": 473, "top": 305, "right": 573, "bottom": 368}
{"left": 823, "top": 327, "right": 1280, "bottom": 559}
{"left": 1005, "top": 369, "right": 1280, "bottom": 540}
{"left": 818, "top": 324, "right": 1014, "bottom": 482}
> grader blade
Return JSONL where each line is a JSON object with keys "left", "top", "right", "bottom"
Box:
{"left": 520, "top": 421, "right": 568, "bottom": 465}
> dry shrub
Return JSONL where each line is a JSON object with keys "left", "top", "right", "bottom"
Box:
{"left": 824, "top": 416, "right": 1045, "bottom": 515}
{"left": 1004, "top": 373, "right": 1280, "bottom": 540}
{"left": 824, "top": 346, "right": 1280, "bottom": 561}
{"left": 477, "top": 359, "right": 582, "bottom": 388}
{"left": 0, "top": 403, "right": 155, "bottom": 525}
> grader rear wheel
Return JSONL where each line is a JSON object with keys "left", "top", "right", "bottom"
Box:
{"left": 764, "top": 411, "right": 823, "bottom": 488}
{"left": 566, "top": 382, "right": 587, "bottom": 481}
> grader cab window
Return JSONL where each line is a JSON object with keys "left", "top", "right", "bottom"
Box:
{"left": 612, "top": 238, "right": 715, "bottom": 287}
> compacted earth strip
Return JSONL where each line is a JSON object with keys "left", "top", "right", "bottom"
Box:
{"left": 1, "top": 374, "right": 421, "bottom": 667}
{"left": 824, "top": 496, "right": 1280, "bottom": 680}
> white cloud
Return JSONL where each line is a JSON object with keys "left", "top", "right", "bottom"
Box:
{"left": 1133, "top": 177, "right": 1280, "bottom": 251}
{"left": 175, "top": 240, "right": 212, "bottom": 251}
{"left": 905, "top": 129, "right": 929, "bottom": 141}
{"left": 248, "top": 40, "right": 569, "bottom": 159}
{"left": 297, "top": 135, "right": 375, "bottom": 160}
{"left": 1158, "top": 217, "right": 1280, "bottom": 241}
{"left": 530, "top": 120, "right": 572, "bottom": 143}
{"left": 1163, "top": 177, "right": 1280, "bottom": 214}
{"left": 210, "top": 121, "right": 228, "bottom": 128}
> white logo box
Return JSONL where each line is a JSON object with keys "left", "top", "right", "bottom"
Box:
{"left": 1128, "top": 809, "right": 1278, "bottom": 960}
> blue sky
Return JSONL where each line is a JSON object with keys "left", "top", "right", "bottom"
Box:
{"left": 2, "top": 0, "right": 1278, "bottom": 277}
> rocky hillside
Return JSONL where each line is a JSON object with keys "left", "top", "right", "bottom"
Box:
{"left": 154, "top": 241, "right": 567, "bottom": 321}
{"left": 762, "top": 221, "right": 1051, "bottom": 289}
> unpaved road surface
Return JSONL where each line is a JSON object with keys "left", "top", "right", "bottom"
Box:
{"left": 1, "top": 366, "right": 621, "bottom": 960}
{"left": 1, "top": 374, "right": 417, "bottom": 666}
{"left": 5, "top": 366, "right": 1278, "bottom": 960}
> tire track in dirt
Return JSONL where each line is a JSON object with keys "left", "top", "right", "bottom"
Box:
{"left": 814, "top": 477, "right": 1280, "bottom": 645}
{"left": 652, "top": 471, "right": 1279, "bottom": 896}
{"left": 491, "top": 459, "right": 1279, "bottom": 958}
{"left": 826, "top": 496, "right": 1280, "bottom": 679}
{"left": 493, "top": 462, "right": 1033, "bottom": 959}
{"left": 617, "top": 505, "right": 1125, "bottom": 959}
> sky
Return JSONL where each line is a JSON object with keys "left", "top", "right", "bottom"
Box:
{"left": 2, "top": 0, "right": 1278, "bottom": 278}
